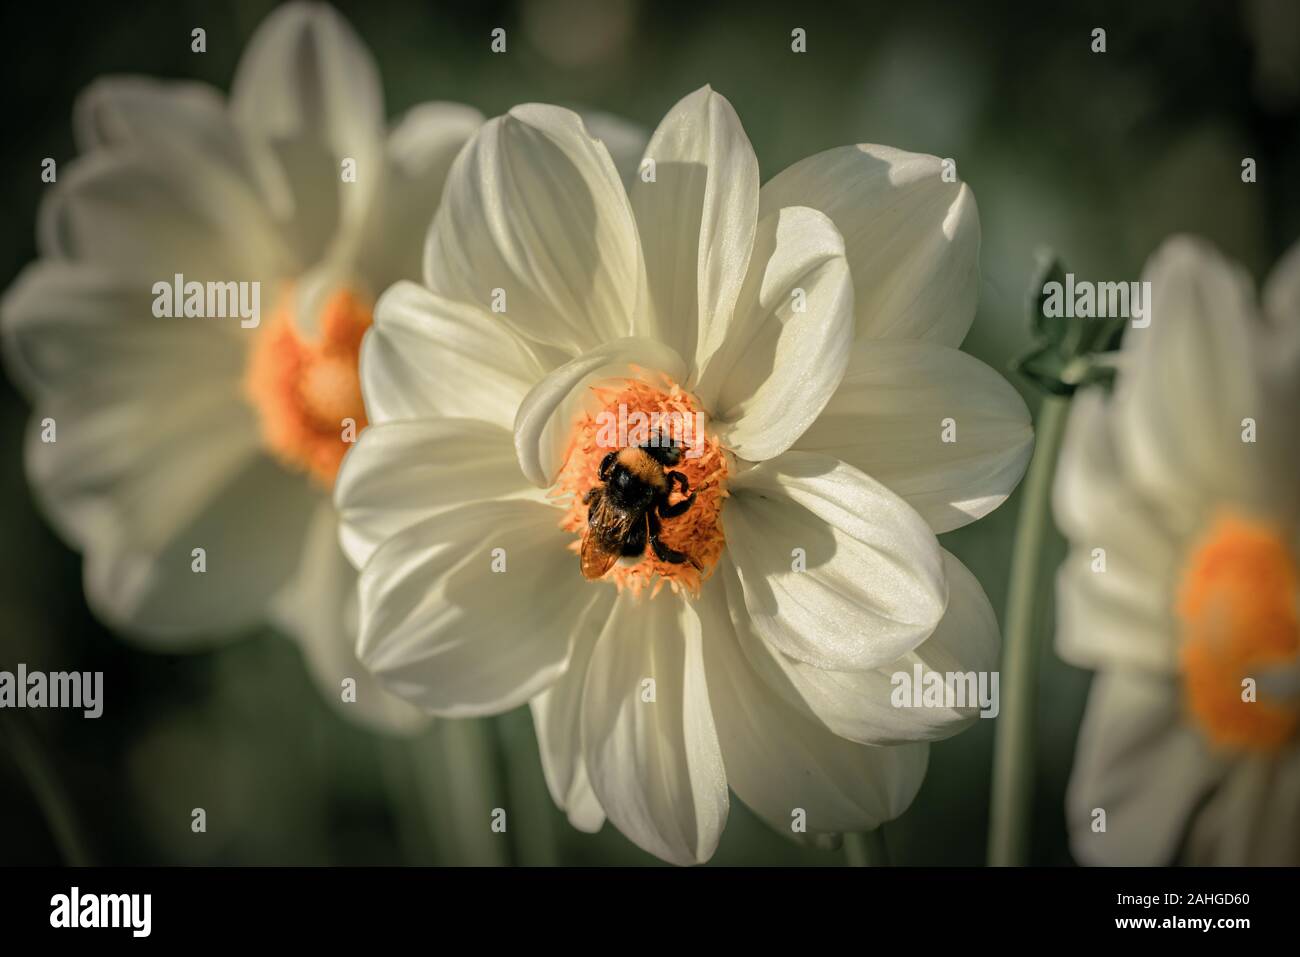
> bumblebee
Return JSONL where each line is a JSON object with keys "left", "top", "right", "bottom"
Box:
{"left": 580, "top": 443, "right": 700, "bottom": 580}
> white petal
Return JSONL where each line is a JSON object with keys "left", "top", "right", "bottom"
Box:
{"left": 335, "top": 418, "right": 537, "bottom": 570}
{"left": 423, "top": 104, "right": 643, "bottom": 355}
{"left": 2, "top": 262, "right": 246, "bottom": 402}
{"left": 1052, "top": 389, "right": 1182, "bottom": 673}
{"left": 1260, "top": 243, "right": 1300, "bottom": 462}
{"left": 512, "top": 336, "right": 686, "bottom": 488}
{"left": 385, "top": 102, "right": 484, "bottom": 175}
{"left": 759, "top": 144, "right": 980, "bottom": 345}
{"left": 578, "top": 109, "right": 649, "bottom": 187}
{"left": 726, "top": 451, "right": 947, "bottom": 671}
{"left": 68, "top": 78, "right": 278, "bottom": 274}
{"left": 230, "top": 1, "right": 384, "bottom": 258}
{"left": 354, "top": 101, "right": 484, "bottom": 293}
{"left": 1262, "top": 236, "right": 1300, "bottom": 329}
{"left": 563, "top": 770, "right": 609, "bottom": 834}
{"left": 701, "top": 582, "right": 929, "bottom": 834}
{"left": 725, "top": 550, "right": 999, "bottom": 745}
{"left": 1112, "top": 236, "right": 1280, "bottom": 529}
{"left": 73, "top": 77, "right": 260, "bottom": 191}
{"left": 20, "top": 372, "right": 260, "bottom": 553}
{"left": 37, "top": 148, "right": 288, "bottom": 282}
{"left": 231, "top": 2, "right": 383, "bottom": 154}
{"left": 1067, "top": 670, "right": 1226, "bottom": 866}
{"left": 883, "top": 550, "right": 1000, "bottom": 735}
{"left": 1056, "top": 551, "right": 1179, "bottom": 675}
{"left": 628, "top": 86, "right": 759, "bottom": 368}
{"left": 357, "top": 500, "right": 593, "bottom": 716}
{"left": 581, "top": 590, "right": 728, "bottom": 865}
{"left": 1184, "top": 750, "right": 1300, "bottom": 865}
{"left": 794, "top": 338, "right": 1032, "bottom": 532}
{"left": 696, "top": 206, "right": 853, "bottom": 462}
{"left": 62, "top": 426, "right": 315, "bottom": 646}
{"left": 530, "top": 587, "right": 616, "bottom": 833}
{"left": 273, "top": 502, "right": 427, "bottom": 733}
{"left": 361, "top": 281, "right": 549, "bottom": 430}
{"left": 3, "top": 269, "right": 309, "bottom": 646}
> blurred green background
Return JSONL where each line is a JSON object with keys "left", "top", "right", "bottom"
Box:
{"left": 1, "top": 0, "right": 1296, "bottom": 865}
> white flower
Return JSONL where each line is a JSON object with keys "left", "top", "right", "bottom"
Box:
{"left": 337, "top": 86, "right": 1033, "bottom": 863}
{"left": 0, "top": 2, "right": 484, "bottom": 732}
{"left": 1053, "top": 235, "right": 1300, "bottom": 865}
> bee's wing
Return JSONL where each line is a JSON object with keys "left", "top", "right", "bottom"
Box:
{"left": 580, "top": 532, "right": 621, "bottom": 580}
{"left": 580, "top": 494, "right": 638, "bottom": 580}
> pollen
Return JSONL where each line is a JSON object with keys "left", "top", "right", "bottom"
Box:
{"left": 1176, "top": 512, "right": 1300, "bottom": 753}
{"left": 552, "top": 372, "right": 729, "bottom": 599}
{"left": 244, "top": 287, "right": 371, "bottom": 487}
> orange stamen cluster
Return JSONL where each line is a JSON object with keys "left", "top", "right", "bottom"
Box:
{"left": 1176, "top": 512, "right": 1300, "bottom": 753}
{"left": 244, "top": 287, "right": 371, "bottom": 487}
{"left": 552, "top": 373, "right": 729, "bottom": 599}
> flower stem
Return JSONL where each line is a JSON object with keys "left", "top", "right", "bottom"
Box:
{"left": 844, "top": 828, "right": 888, "bottom": 867}
{"left": 0, "top": 714, "right": 94, "bottom": 866}
{"left": 410, "top": 718, "right": 512, "bottom": 866}
{"left": 988, "top": 393, "right": 1070, "bottom": 866}
{"left": 378, "top": 735, "right": 438, "bottom": 864}
{"left": 495, "top": 708, "right": 561, "bottom": 866}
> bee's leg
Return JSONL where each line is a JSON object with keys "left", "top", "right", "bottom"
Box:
{"left": 658, "top": 495, "right": 696, "bottom": 519}
{"left": 658, "top": 474, "right": 696, "bottom": 518}
{"left": 597, "top": 451, "right": 618, "bottom": 481}
{"left": 583, "top": 486, "right": 602, "bottom": 507}
{"left": 647, "top": 509, "right": 693, "bottom": 565}
{"left": 621, "top": 512, "right": 649, "bottom": 557}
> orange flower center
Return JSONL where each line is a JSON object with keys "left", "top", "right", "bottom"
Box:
{"left": 244, "top": 287, "right": 371, "bottom": 486}
{"left": 552, "top": 373, "right": 728, "bottom": 599}
{"left": 1176, "top": 512, "right": 1300, "bottom": 753}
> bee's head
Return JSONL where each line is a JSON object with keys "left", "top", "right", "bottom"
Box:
{"left": 644, "top": 437, "right": 683, "bottom": 466}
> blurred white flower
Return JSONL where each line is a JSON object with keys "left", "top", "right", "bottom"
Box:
{"left": 337, "top": 85, "right": 1032, "bottom": 863}
{"left": 1, "top": 2, "right": 484, "bottom": 732}
{"left": 1054, "top": 235, "right": 1300, "bottom": 864}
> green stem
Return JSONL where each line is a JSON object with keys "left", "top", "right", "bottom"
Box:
{"left": 0, "top": 715, "right": 94, "bottom": 866}
{"left": 378, "top": 735, "right": 438, "bottom": 864}
{"left": 843, "top": 828, "right": 888, "bottom": 867}
{"left": 409, "top": 719, "right": 512, "bottom": 866}
{"left": 495, "top": 708, "right": 560, "bottom": 866}
{"left": 988, "top": 394, "right": 1070, "bottom": 866}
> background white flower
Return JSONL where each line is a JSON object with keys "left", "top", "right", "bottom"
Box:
{"left": 1054, "top": 235, "right": 1300, "bottom": 864}
{"left": 0, "top": 2, "right": 484, "bottom": 732}
{"left": 338, "top": 86, "right": 1033, "bottom": 863}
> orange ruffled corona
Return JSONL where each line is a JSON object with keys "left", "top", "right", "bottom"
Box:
{"left": 1177, "top": 512, "right": 1300, "bottom": 753}
{"left": 553, "top": 373, "right": 728, "bottom": 599}
{"left": 245, "top": 288, "right": 372, "bottom": 487}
